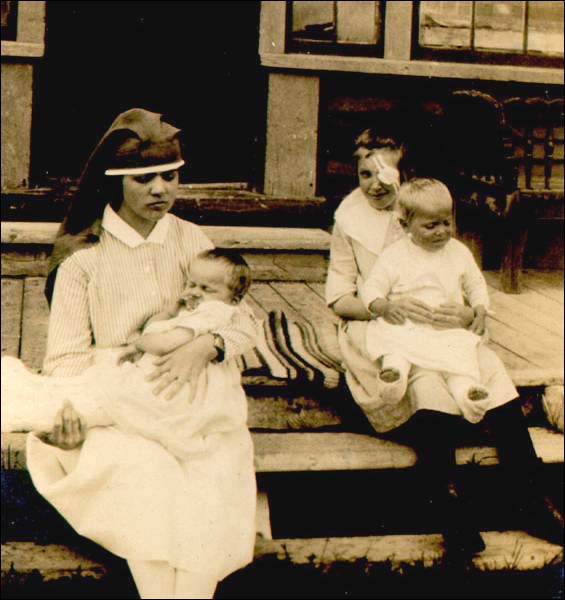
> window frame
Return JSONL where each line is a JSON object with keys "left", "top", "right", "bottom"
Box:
{"left": 411, "top": 1, "right": 564, "bottom": 68}
{"left": 286, "top": 1, "right": 386, "bottom": 58}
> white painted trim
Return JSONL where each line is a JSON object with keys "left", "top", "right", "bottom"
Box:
{"left": 261, "top": 52, "right": 564, "bottom": 85}
{"left": 384, "top": 1, "right": 413, "bottom": 61}
{"left": 1, "top": 41, "right": 44, "bottom": 58}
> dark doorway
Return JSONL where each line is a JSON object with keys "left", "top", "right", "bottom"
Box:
{"left": 30, "top": 1, "right": 266, "bottom": 188}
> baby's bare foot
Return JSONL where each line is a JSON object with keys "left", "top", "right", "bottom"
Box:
{"left": 380, "top": 368, "right": 400, "bottom": 383}
{"left": 468, "top": 387, "right": 489, "bottom": 401}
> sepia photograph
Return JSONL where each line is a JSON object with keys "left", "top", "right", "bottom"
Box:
{"left": 1, "top": 1, "right": 563, "bottom": 598}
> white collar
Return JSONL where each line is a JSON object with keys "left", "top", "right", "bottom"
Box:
{"left": 335, "top": 188, "right": 398, "bottom": 256}
{"left": 102, "top": 204, "right": 170, "bottom": 248}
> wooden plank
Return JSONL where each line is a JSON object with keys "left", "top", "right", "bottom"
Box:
{"left": 489, "top": 285, "right": 564, "bottom": 338}
{"left": 307, "top": 281, "right": 326, "bottom": 301}
{"left": 1, "top": 278, "right": 23, "bottom": 358}
{"left": 486, "top": 307, "right": 562, "bottom": 366}
{"left": 509, "top": 369, "right": 564, "bottom": 388}
{"left": 3, "top": 428, "right": 562, "bottom": 473}
{"left": 20, "top": 277, "right": 50, "bottom": 372}
{"left": 243, "top": 252, "right": 328, "bottom": 282}
{"left": 488, "top": 341, "right": 534, "bottom": 373}
{"left": 248, "top": 282, "right": 302, "bottom": 319}
{"left": 252, "top": 428, "right": 564, "bottom": 472}
{"left": 2, "top": 248, "right": 49, "bottom": 277}
{"left": 3, "top": 532, "right": 561, "bottom": 583}
{"left": 1, "top": 250, "right": 329, "bottom": 281}
{"left": 485, "top": 271, "right": 563, "bottom": 326}
{"left": 1, "top": 222, "right": 331, "bottom": 251}
{"left": 522, "top": 271, "right": 564, "bottom": 304}
{"left": 269, "top": 282, "right": 340, "bottom": 326}
{"left": 264, "top": 73, "right": 320, "bottom": 197}
{"left": 260, "top": 52, "right": 565, "bottom": 86}
{"left": 256, "top": 531, "right": 562, "bottom": 571}
{"left": 1, "top": 542, "right": 108, "bottom": 582}
{"left": 487, "top": 317, "right": 562, "bottom": 370}
{"left": 247, "top": 395, "right": 342, "bottom": 430}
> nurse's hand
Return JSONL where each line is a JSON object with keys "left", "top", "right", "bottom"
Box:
{"left": 147, "top": 334, "right": 217, "bottom": 401}
{"left": 432, "top": 302, "right": 474, "bottom": 330}
{"left": 40, "top": 400, "right": 85, "bottom": 450}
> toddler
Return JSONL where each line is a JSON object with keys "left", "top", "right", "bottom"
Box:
{"left": 2, "top": 249, "right": 257, "bottom": 460}
{"left": 362, "top": 178, "right": 492, "bottom": 423}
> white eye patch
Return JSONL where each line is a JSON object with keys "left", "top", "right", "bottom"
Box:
{"left": 370, "top": 154, "right": 400, "bottom": 188}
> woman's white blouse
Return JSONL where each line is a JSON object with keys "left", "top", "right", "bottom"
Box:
{"left": 325, "top": 188, "right": 405, "bottom": 307}
{"left": 44, "top": 208, "right": 259, "bottom": 376}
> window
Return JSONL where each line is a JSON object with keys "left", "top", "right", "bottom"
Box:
{"left": 415, "top": 1, "right": 564, "bottom": 66}
{"left": 288, "top": 1, "right": 385, "bottom": 56}
{"left": 1, "top": 0, "right": 18, "bottom": 41}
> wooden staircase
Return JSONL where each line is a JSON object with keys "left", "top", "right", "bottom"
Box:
{"left": 1, "top": 221, "right": 563, "bottom": 597}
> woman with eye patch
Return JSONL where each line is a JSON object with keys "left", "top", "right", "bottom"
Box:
{"left": 326, "top": 128, "right": 563, "bottom": 558}
{"left": 24, "top": 108, "right": 259, "bottom": 599}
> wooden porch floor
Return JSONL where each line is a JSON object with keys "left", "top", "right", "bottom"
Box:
{"left": 1, "top": 269, "right": 563, "bottom": 383}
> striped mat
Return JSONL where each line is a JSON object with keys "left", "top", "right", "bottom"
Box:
{"left": 238, "top": 310, "right": 344, "bottom": 389}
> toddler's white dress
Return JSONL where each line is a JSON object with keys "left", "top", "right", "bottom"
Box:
{"left": 363, "top": 237, "right": 490, "bottom": 375}
{"left": 362, "top": 237, "right": 493, "bottom": 421}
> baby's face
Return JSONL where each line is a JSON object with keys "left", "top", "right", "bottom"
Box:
{"left": 357, "top": 148, "right": 401, "bottom": 210}
{"left": 181, "top": 258, "right": 233, "bottom": 307}
{"left": 408, "top": 208, "right": 453, "bottom": 252}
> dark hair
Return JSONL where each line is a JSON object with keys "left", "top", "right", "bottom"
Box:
{"left": 353, "top": 128, "right": 405, "bottom": 157}
{"left": 196, "top": 248, "right": 252, "bottom": 303}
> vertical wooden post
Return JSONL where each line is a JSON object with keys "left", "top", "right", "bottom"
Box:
{"left": 259, "top": 1, "right": 287, "bottom": 55}
{"left": 384, "top": 1, "right": 413, "bottom": 60}
{"left": 264, "top": 73, "right": 320, "bottom": 197}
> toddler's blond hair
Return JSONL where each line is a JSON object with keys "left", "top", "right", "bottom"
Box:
{"left": 397, "top": 178, "right": 453, "bottom": 226}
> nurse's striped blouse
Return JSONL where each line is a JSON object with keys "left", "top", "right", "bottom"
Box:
{"left": 44, "top": 212, "right": 260, "bottom": 376}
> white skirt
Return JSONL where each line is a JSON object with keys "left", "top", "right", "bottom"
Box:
{"left": 22, "top": 351, "right": 257, "bottom": 580}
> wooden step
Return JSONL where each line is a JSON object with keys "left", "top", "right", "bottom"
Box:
{"left": 1, "top": 222, "right": 331, "bottom": 280}
{"left": 1, "top": 221, "right": 331, "bottom": 251}
{"left": 2, "top": 531, "right": 562, "bottom": 587}
{"left": 1, "top": 185, "right": 329, "bottom": 228}
{"left": 2, "top": 427, "right": 563, "bottom": 473}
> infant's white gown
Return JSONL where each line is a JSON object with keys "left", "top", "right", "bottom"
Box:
{"left": 2, "top": 299, "right": 257, "bottom": 579}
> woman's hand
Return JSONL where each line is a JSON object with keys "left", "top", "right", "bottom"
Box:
{"left": 381, "top": 301, "right": 407, "bottom": 325}
{"left": 432, "top": 302, "right": 474, "bottom": 330}
{"left": 146, "top": 334, "right": 217, "bottom": 401}
{"left": 40, "top": 400, "right": 85, "bottom": 450}
{"left": 393, "top": 298, "right": 435, "bottom": 325}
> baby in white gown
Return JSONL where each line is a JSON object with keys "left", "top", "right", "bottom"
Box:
{"left": 2, "top": 249, "right": 258, "bottom": 460}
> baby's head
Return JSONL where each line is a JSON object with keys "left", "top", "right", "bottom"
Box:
{"left": 396, "top": 178, "right": 453, "bottom": 252}
{"left": 354, "top": 129, "right": 405, "bottom": 210}
{"left": 183, "top": 249, "right": 252, "bottom": 307}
